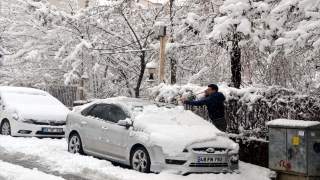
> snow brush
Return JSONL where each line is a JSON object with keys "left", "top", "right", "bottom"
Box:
{"left": 157, "top": 92, "right": 205, "bottom": 107}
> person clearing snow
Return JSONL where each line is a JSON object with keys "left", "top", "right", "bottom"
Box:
{"left": 178, "top": 84, "right": 227, "bottom": 132}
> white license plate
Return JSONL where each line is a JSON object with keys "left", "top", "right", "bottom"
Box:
{"left": 41, "top": 128, "right": 63, "bottom": 133}
{"left": 198, "top": 156, "right": 225, "bottom": 163}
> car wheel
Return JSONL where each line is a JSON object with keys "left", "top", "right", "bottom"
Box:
{"left": 0, "top": 120, "right": 11, "bottom": 136}
{"left": 131, "top": 147, "right": 151, "bottom": 173}
{"left": 68, "top": 133, "right": 84, "bottom": 155}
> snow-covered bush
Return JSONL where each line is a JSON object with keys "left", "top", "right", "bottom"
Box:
{"left": 151, "top": 83, "right": 320, "bottom": 138}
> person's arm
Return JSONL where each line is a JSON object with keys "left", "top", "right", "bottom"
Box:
{"left": 185, "top": 96, "right": 210, "bottom": 106}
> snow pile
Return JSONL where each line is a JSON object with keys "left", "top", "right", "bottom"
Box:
{"left": 0, "top": 86, "right": 70, "bottom": 122}
{"left": 133, "top": 105, "right": 237, "bottom": 156}
{"left": 0, "top": 160, "right": 64, "bottom": 180}
{"left": 154, "top": 21, "right": 165, "bottom": 27}
{"left": 267, "top": 119, "right": 320, "bottom": 127}
{"left": 146, "top": 62, "right": 158, "bottom": 68}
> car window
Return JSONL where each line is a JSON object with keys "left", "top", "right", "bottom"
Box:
{"left": 88, "top": 104, "right": 109, "bottom": 120}
{"left": 107, "top": 106, "right": 129, "bottom": 124}
{"left": 81, "top": 105, "right": 96, "bottom": 116}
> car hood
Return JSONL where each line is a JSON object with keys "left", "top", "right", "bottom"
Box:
{"left": 5, "top": 103, "right": 70, "bottom": 123}
{"left": 133, "top": 106, "right": 237, "bottom": 156}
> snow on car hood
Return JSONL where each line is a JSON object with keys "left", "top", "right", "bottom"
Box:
{"left": 133, "top": 106, "right": 237, "bottom": 156}
{"left": 2, "top": 92, "right": 70, "bottom": 122}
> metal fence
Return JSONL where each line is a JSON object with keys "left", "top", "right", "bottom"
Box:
{"left": 46, "top": 86, "right": 78, "bottom": 108}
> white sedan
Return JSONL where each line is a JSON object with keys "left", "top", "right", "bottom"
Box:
{"left": 66, "top": 97, "right": 239, "bottom": 174}
{"left": 0, "top": 86, "right": 70, "bottom": 137}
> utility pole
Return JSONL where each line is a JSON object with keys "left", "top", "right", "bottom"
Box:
{"left": 155, "top": 24, "right": 166, "bottom": 85}
{"left": 158, "top": 29, "right": 166, "bottom": 85}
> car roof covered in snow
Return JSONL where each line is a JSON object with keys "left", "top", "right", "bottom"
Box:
{"left": 0, "top": 86, "right": 49, "bottom": 96}
{"left": 0, "top": 86, "right": 70, "bottom": 122}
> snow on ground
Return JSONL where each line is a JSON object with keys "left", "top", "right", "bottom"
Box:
{"left": 0, "top": 135, "right": 275, "bottom": 180}
{"left": 0, "top": 160, "right": 64, "bottom": 180}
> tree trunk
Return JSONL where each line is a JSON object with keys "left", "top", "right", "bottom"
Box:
{"left": 135, "top": 52, "right": 146, "bottom": 98}
{"left": 170, "top": 57, "right": 176, "bottom": 84}
{"left": 230, "top": 34, "right": 241, "bottom": 88}
{"left": 170, "top": 0, "right": 176, "bottom": 85}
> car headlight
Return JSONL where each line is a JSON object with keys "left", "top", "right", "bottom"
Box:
{"left": 22, "top": 119, "right": 34, "bottom": 124}
{"left": 12, "top": 115, "right": 19, "bottom": 121}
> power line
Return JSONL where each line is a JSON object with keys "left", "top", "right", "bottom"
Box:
{"left": 100, "top": 49, "right": 154, "bottom": 55}
{"left": 92, "top": 34, "right": 154, "bottom": 51}
{"left": 99, "top": 42, "right": 211, "bottom": 55}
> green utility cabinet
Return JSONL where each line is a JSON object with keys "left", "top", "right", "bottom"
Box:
{"left": 267, "top": 119, "right": 320, "bottom": 180}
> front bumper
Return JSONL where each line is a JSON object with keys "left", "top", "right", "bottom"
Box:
{"left": 150, "top": 149, "right": 239, "bottom": 174}
{"left": 10, "top": 120, "right": 65, "bottom": 137}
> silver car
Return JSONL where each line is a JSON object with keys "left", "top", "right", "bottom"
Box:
{"left": 65, "top": 98, "right": 239, "bottom": 174}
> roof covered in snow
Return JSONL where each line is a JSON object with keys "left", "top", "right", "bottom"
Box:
{"left": 267, "top": 119, "right": 320, "bottom": 129}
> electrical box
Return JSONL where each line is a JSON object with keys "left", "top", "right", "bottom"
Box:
{"left": 267, "top": 119, "right": 320, "bottom": 180}
{"left": 154, "top": 25, "right": 166, "bottom": 37}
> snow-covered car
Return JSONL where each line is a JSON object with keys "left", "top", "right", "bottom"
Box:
{"left": 66, "top": 97, "right": 239, "bottom": 174}
{"left": 0, "top": 86, "right": 70, "bottom": 137}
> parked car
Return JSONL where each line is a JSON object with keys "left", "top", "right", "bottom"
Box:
{"left": 0, "top": 86, "right": 70, "bottom": 137}
{"left": 66, "top": 97, "right": 239, "bottom": 174}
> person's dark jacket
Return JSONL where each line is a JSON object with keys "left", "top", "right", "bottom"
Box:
{"left": 184, "top": 92, "right": 226, "bottom": 121}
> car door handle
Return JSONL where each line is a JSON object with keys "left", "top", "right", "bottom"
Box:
{"left": 102, "top": 127, "right": 108, "bottom": 130}
{"left": 81, "top": 121, "right": 87, "bottom": 125}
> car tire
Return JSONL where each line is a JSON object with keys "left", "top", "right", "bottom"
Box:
{"left": 68, "top": 133, "right": 84, "bottom": 155}
{"left": 0, "top": 120, "right": 11, "bottom": 136}
{"left": 131, "top": 146, "right": 151, "bottom": 173}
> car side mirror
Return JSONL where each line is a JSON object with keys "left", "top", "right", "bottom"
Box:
{"left": 117, "top": 119, "right": 132, "bottom": 129}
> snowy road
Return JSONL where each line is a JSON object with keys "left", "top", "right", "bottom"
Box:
{"left": 0, "top": 136, "right": 275, "bottom": 180}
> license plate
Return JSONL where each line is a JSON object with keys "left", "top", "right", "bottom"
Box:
{"left": 41, "top": 128, "right": 63, "bottom": 133}
{"left": 198, "top": 156, "right": 225, "bottom": 163}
